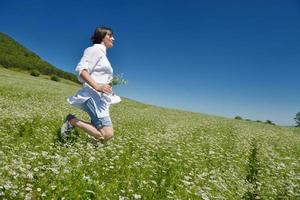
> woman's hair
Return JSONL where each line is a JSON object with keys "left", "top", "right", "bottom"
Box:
{"left": 91, "top": 27, "right": 113, "bottom": 44}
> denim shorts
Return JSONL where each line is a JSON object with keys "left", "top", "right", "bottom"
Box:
{"left": 82, "top": 98, "right": 112, "bottom": 129}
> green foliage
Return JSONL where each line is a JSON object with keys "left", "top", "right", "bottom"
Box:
{"left": 243, "top": 139, "right": 259, "bottom": 199}
{"left": 109, "top": 74, "right": 127, "bottom": 86}
{"left": 234, "top": 117, "right": 275, "bottom": 125}
{"left": 30, "top": 70, "right": 40, "bottom": 77}
{"left": 295, "top": 112, "right": 300, "bottom": 127}
{"left": 265, "top": 120, "right": 275, "bottom": 125}
{"left": 0, "top": 32, "right": 79, "bottom": 83}
{"left": 0, "top": 68, "right": 300, "bottom": 199}
{"left": 51, "top": 75, "right": 60, "bottom": 82}
{"left": 234, "top": 116, "right": 242, "bottom": 120}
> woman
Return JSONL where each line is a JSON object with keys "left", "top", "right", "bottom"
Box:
{"left": 60, "top": 26, "right": 117, "bottom": 141}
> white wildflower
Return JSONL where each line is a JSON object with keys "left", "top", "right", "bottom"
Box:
{"left": 133, "top": 194, "right": 141, "bottom": 199}
{"left": 27, "top": 172, "right": 34, "bottom": 179}
{"left": 85, "top": 190, "right": 95, "bottom": 195}
{"left": 201, "top": 192, "right": 210, "bottom": 200}
{"left": 119, "top": 196, "right": 126, "bottom": 200}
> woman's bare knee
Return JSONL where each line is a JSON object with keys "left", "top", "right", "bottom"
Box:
{"left": 100, "top": 127, "right": 114, "bottom": 140}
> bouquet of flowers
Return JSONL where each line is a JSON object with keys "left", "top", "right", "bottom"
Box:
{"left": 109, "top": 73, "right": 127, "bottom": 86}
{"left": 103, "top": 74, "right": 127, "bottom": 104}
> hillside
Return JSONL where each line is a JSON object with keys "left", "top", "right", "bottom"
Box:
{"left": 0, "top": 32, "right": 78, "bottom": 83}
{"left": 0, "top": 67, "right": 300, "bottom": 199}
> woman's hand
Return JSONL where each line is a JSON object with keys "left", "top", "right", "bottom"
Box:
{"left": 80, "top": 70, "right": 112, "bottom": 94}
{"left": 94, "top": 84, "right": 112, "bottom": 94}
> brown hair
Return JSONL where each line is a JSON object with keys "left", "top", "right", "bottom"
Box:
{"left": 91, "top": 27, "right": 113, "bottom": 44}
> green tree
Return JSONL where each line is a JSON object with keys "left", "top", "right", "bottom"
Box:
{"left": 51, "top": 75, "right": 60, "bottom": 82}
{"left": 234, "top": 116, "right": 242, "bottom": 120}
{"left": 30, "top": 70, "right": 40, "bottom": 77}
{"left": 265, "top": 120, "right": 275, "bottom": 125}
{"left": 295, "top": 112, "right": 300, "bottom": 127}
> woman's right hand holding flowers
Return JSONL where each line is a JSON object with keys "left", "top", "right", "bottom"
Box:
{"left": 80, "top": 70, "right": 112, "bottom": 94}
{"left": 94, "top": 84, "right": 112, "bottom": 94}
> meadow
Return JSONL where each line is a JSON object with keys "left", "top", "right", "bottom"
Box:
{"left": 0, "top": 67, "right": 299, "bottom": 199}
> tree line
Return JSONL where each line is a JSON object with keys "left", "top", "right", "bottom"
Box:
{"left": 235, "top": 112, "right": 300, "bottom": 127}
{"left": 0, "top": 32, "right": 79, "bottom": 83}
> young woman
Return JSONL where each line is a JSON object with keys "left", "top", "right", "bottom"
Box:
{"left": 61, "top": 26, "right": 117, "bottom": 141}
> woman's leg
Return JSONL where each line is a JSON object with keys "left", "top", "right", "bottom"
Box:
{"left": 100, "top": 126, "right": 114, "bottom": 140}
{"left": 69, "top": 118, "right": 114, "bottom": 140}
{"left": 69, "top": 118, "right": 104, "bottom": 140}
{"left": 70, "top": 98, "right": 114, "bottom": 140}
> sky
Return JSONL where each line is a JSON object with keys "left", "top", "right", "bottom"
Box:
{"left": 1, "top": 0, "right": 299, "bottom": 126}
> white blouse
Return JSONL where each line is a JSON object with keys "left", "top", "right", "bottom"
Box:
{"left": 76, "top": 43, "right": 113, "bottom": 85}
{"left": 67, "top": 43, "right": 113, "bottom": 118}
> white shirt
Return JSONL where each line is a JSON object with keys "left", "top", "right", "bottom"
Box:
{"left": 76, "top": 43, "right": 113, "bottom": 85}
{"left": 67, "top": 44, "right": 113, "bottom": 118}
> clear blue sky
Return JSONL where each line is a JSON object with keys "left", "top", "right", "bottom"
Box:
{"left": 1, "top": 0, "right": 300, "bottom": 126}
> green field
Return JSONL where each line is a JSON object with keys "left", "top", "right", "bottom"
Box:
{"left": 0, "top": 67, "right": 299, "bottom": 199}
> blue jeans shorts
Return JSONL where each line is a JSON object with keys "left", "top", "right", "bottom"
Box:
{"left": 82, "top": 98, "right": 112, "bottom": 129}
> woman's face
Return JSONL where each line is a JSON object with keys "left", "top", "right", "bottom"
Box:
{"left": 102, "top": 32, "right": 115, "bottom": 48}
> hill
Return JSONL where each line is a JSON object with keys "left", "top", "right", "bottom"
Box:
{"left": 0, "top": 67, "right": 300, "bottom": 199}
{"left": 0, "top": 32, "right": 78, "bottom": 83}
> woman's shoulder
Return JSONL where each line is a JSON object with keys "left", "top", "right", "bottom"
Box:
{"left": 84, "top": 44, "right": 106, "bottom": 56}
{"left": 90, "top": 44, "right": 106, "bottom": 53}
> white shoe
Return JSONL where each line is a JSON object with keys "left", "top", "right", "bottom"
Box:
{"left": 60, "top": 114, "right": 75, "bottom": 140}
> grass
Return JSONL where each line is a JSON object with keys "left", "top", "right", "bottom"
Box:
{"left": 0, "top": 67, "right": 299, "bottom": 199}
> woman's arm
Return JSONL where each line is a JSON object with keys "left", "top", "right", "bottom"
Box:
{"left": 80, "top": 69, "right": 112, "bottom": 94}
